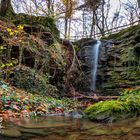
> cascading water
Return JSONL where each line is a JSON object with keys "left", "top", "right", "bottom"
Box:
{"left": 90, "top": 40, "right": 101, "bottom": 91}
{"left": 77, "top": 39, "right": 114, "bottom": 92}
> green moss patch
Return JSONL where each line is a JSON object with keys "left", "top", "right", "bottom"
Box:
{"left": 85, "top": 88, "right": 140, "bottom": 122}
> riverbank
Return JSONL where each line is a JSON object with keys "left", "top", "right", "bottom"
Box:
{"left": 1, "top": 115, "right": 140, "bottom": 139}
{"left": 0, "top": 81, "right": 85, "bottom": 120}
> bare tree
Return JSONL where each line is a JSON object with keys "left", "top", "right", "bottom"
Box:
{"left": 79, "top": 0, "right": 112, "bottom": 37}
{"left": 122, "top": 0, "right": 139, "bottom": 25}
{"left": 90, "top": 0, "right": 110, "bottom": 37}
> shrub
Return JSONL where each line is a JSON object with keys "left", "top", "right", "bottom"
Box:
{"left": 8, "top": 66, "right": 58, "bottom": 97}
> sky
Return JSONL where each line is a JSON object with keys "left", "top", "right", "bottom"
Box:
{"left": 69, "top": 0, "right": 138, "bottom": 39}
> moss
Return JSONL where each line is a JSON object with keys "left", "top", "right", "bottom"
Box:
{"left": 102, "top": 24, "right": 140, "bottom": 40}
{"left": 13, "top": 14, "right": 59, "bottom": 39}
{"left": 0, "top": 13, "right": 59, "bottom": 39}
{"left": 134, "top": 43, "right": 140, "bottom": 56}
{"left": 85, "top": 100, "right": 129, "bottom": 122}
{"left": 85, "top": 88, "right": 140, "bottom": 122}
{"left": 8, "top": 66, "right": 58, "bottom": 97}
{"left": 99, "top": 24, "right": 140, "bottom": 95}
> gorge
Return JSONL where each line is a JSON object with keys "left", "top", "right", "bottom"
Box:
{"left": 0, "top": 0, "right": 140, "bottom": 139}
{"left": 76, "top": 25, "right": 140, "bottom": 96}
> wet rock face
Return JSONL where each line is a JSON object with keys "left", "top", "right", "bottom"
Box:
{"left": 77, "top": 39, "right": 99, "bottom": 91}
{"left": 77, "top": 39, "right": 114, "bottom": 92}
{"left": 78, "top": 40, "right": 98, "bottom": 69}
{"left": 134, "top": 43, "right": 140, "bottom": 56}
{"left": 99, "top": 40, "right": 114, "bottom": 63}
{"left": 76, "top": 25, "right": 140, "bottom": 95}
{"left": 97, "top": 25, "right": 140, "bottom": 95}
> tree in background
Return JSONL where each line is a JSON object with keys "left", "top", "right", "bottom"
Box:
{"left": 1, "top": 0, "right": 139, "bottom": 39}
{"left": 137, "top": 0, "right": 140, "bottom": 7}
{"left": 80, "top": 0, "right": 110, "bottom": 37}
{"left": 61, "top": 0, "right": 77, "bottom": 39}
{"left": 123, "top": 0, "right": 139, "bottom": 25}
{"left": 0, "top": 0, "right": 14, "bottom": 17}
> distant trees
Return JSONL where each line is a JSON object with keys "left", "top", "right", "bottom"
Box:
{"left": 79, "top": 0, "right": 111, "bottom": 37}
{"left": 1, "top": 0, "right": 139, "bottom": 39}
{"left": 59, "top": 0, "right": 77, "bottom": 39}
{"left": 78, "top": 0, "right": 140, "bottom": 38}
{"left": 123, "top": 0, "right": 139, "bottom": 25}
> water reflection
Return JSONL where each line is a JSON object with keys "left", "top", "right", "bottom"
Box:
{"left": 0, "top": 116, "right": 140, "bottom": 140}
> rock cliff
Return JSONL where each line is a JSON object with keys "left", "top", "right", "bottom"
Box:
{"left": 76, "top": 24, "right": 140, "bottom": 95}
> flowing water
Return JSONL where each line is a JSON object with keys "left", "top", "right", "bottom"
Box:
{"left": 0, "top": 116, "right": 140, "bottom": 140}
{"left": 90, "top": 41, "right": 101, "bottom": 91}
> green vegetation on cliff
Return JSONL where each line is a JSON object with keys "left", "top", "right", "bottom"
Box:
{"left": 85, "top": 25, "right": 140, "bottom": 122}
{"left": 0, "top": 9, "right": 80, "bottom": 117}
{"left": 99, "top": 24, "right": 140, "bottom": 95}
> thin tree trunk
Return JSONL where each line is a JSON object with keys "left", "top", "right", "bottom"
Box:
{"left": 90, "top": 10, "right": 95, "bottom": 38}
{"left": 0, "top": 0, "right": 14, "bottom": 17}
{"left": 138, "top": 0, "right": 140, "bottom": 8}
{"left": 47, "top": 0, "right": 52, "bottom": 16}
{"left": 64, "top": 18, "right": 68, "bottom": 39}
{"left": 82, "top": 10, "right": 85, "bottom": 37}
{"left": 101, "top": 0, "right": 105, "bottom": 36}
{"left": 68, "top": 18, "right": 72, "bottom": 39}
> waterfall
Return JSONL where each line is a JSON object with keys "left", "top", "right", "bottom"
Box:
{"left": 90, "top": 40, "right": 101, "bottom": 91}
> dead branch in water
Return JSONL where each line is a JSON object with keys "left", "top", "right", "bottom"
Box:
{"left": 75, "top": 94, "right": 118, "bottom": 102}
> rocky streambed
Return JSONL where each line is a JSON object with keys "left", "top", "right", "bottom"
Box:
{"left": 0, "top": 116, "right": 140, "bottom": 140}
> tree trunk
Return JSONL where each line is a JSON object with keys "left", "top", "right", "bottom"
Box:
{"left": 0, "top": 0, "right": 14, "bottom": 17}
{"left": 90, "top": 10, "right": 95, "bottom": 38}
{"left": 138, "top": 0, "right": 140, "bottom": 8}
{"left": 101, "top": 0, "right": 105, "bottom": 36}
{"left": 64, "top": 18, "right": 68, "bottom": 39}
{"left": 68, "top": 18, "right": 72, "bottom": 39}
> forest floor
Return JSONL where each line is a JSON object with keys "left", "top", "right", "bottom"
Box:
{"left": 0, "top": 81, "right": 83, "bottom": 120}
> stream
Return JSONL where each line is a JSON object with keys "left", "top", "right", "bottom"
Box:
{"left": 0, "top": 116, "right": 140, "bottom": 140}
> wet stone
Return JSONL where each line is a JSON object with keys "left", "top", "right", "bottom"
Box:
{"left": 16, "top": 121, "right": 70, "bottom": 129}
{"left": 19, "top": 128, "right": 47, "bottom": 136}
{"left": 1, "top": 128, "right": 22, "bottom": 138}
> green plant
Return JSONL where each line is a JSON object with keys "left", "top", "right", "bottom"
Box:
{"left": 8, "top": 66, "right": 58, "bottom": 97}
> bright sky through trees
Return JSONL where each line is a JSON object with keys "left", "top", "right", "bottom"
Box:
{"left": 7, "top": 0, "right": 138, "bottom": 38}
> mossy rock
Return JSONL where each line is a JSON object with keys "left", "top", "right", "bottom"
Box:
{"left": 85, "top": 88, "right": 140, "bottom": 122}
{"left": 1, "top": 13, "right": 59, "bottom": 39}
{"left": 99, "top": 24, "right": 140, "bottom": 95}
{"left": 74, "top": 38, "right": 96, "bottom": 49}
{"left": 102, "top": 24, "right": 140, "bottom": 41}
{"left": 14, "top": 14, "right": 59, "bottom": 39}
